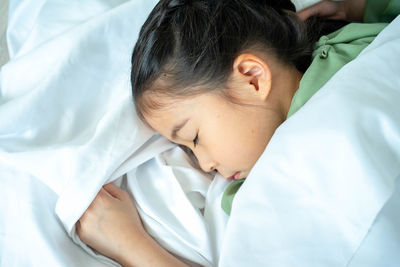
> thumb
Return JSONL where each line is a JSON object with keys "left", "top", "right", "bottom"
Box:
{"left": 103, "top": 183, "right": 128, "bottom": 200}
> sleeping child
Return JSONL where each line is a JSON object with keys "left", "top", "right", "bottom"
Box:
{"left": 76, "top": 0, "right": 399, "bottom": 266}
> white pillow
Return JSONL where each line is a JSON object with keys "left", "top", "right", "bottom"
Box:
{"left": 1, "top": 0, "right": 167, "bottom": 232}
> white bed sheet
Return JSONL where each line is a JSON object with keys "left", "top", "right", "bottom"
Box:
{"left": 0, "top": 0, "right": 230, "bottom": 266}
{"left": 3, "top": 0, "right": 400, "bottom": 267}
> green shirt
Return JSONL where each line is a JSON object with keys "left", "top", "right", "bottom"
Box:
{"left": 221, "top": 0, "right": 399, "bottom": 216}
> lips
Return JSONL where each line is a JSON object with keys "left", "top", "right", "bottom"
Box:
{"left": 228, "top": 171, "right": 241, "bottom": 181}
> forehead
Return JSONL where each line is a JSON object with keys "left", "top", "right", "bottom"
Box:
{"left": 143, "top": 92, "right": 229, "bottom": 131}
{"left": 142, "top": 93, "right": 198, "bottom": 132}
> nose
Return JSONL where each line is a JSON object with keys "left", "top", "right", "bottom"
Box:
{"left": 194, "top": 149, "right": 217, "bottom": 173}
{"left": 198, "top": 158, "right": 216, "bottom": 173}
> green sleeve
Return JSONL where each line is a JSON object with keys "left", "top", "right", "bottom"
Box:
{"left": 221, "top": 179, "right": 245, "bottom": 216}
{"left": 364, "top": 0, "right": 400, "bottom": 23}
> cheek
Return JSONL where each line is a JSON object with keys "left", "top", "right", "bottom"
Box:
{"left": 236, "top": 126, "right": 271, "bottom": 163}
{"left": 200, "top": 107, "right": 270, "bottom": 167}
{"left": 240, "top": 130, "right": 268, "bottom": 159}
{"left": 208, "top": 128, "right": 265, "bottom": 167}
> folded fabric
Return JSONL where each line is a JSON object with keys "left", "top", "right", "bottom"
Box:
{"left": 1, "top": 0, "right": 168, "bottom": 232}
{"left": 219, "top": 15, "right": 400, "bottom": 266}
{"left": 1, "top": 1, "right": 231, "bottom": 265}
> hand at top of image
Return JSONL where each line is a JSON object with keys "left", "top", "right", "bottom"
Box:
{"left": 297, "top": 0, "right": 367, "bottom": 22}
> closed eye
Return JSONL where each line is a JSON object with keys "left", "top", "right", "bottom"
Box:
{"left": 193, "top": 133, "right": 199, "bottom": 147}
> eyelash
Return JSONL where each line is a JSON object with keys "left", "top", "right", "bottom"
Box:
{"left": 193, "top": 133, "right": 199, "bottom": 147}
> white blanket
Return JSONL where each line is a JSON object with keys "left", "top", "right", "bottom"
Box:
{"left": 220, "top": 15, "right": 400, "bottom": 267}
{"left": 0, "top": 0, "right": 229, "bottom": 266}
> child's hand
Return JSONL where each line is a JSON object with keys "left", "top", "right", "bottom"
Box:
{"left": 76, "top": 183, "right": 145, "bottom": 263}
{"left": 297, "top": 0, "right": 366, "bottom": 22}
{"left": 76, "top": 183, "right": 187, "bottom": 267}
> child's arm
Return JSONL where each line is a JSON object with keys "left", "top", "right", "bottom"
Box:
{"left": 76, "top": 183, "right": 188, "bottom": 267}
{"left": 297, "top": 0, "right": 367, "bottom": 22}
{"left": 297, "top": 0, "right": 400, "bottom": 23}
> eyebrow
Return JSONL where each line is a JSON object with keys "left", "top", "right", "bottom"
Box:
{"left": 171, "top": 119, "right": 189, "bottom": 140}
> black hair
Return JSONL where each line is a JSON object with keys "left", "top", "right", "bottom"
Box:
{"left": 130, "top": 0, "right": 347, "bottom": 120}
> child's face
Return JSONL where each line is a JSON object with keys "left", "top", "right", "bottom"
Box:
{"left": 143, "top": 52, "right": 300, "bottom": 180}
{"left": 144, "top": 92, "right": 283, "bottom": 180}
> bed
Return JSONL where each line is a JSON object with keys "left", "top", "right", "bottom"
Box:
{"left": 0, "top": 0, "right": 10, "bottom": 67}
{"left": 1, "top": 0, "right": 400, "bottom": 266}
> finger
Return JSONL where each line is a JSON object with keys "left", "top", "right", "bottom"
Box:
{"left": 92, "top": 187, "right": 115, "bottom": 206}
{"left": 97, "top": 187, "right": 113, "bottom": 199}
{"left": 75, "top": 220, "right": 81, "bottom": 235}
{"left": 297, "top": 0, "right": 339, "bottom": 21}
{"left": 297, "top": 5, "right": 318, "bottom": 21}
{"left": 76, "top": 220, "right": 89, "bottom": 243}
{"left": 103, "top": 183, "right": 127, "bottom": 200}
{"left": 297, "top": 2, "right": 326, "bottom": 21}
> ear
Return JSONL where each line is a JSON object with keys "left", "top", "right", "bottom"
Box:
{"left": 232, "top": 53, "right": 272, "bottom": 101}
